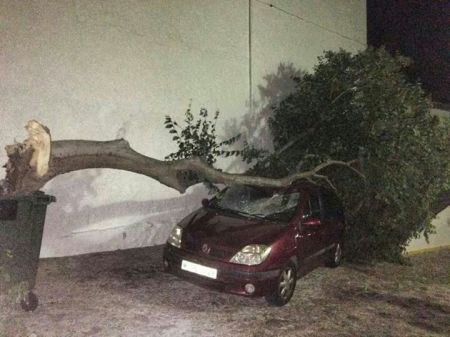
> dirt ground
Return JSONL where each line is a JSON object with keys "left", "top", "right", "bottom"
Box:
{"left": 1, "top": 246, "right": 449, "bottom": 337}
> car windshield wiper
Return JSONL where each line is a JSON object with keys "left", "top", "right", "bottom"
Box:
{"left": 227, "top": 209, "right": 265, "bottom": 219}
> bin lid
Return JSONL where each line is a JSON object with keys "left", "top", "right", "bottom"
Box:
{"left": 0, "top": 191, "right": 56, "bottom": 204}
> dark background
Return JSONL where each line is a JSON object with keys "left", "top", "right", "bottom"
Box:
{"left": 367, "top": 0, "right": 450, "bottom": 104}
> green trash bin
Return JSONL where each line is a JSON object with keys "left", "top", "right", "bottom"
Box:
{"left": 0, "top": 191, "right": 55, "bottom": 311}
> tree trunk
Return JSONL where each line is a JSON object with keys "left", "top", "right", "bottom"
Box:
{"left": 1, "top": 121, "right": 363, "bottom": 197}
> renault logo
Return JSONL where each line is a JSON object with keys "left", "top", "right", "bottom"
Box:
{"left": 202, "top": 243, "right": 211, "bottom": 255}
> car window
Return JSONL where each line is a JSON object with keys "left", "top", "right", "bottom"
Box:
{"left": 321, "top": 192, "right": 343, "bottom": 219}
{"left": 304, "top": 193, "right": 321, "bottom": 219}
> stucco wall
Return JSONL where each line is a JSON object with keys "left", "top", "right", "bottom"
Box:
{"left": 0, "top": 0, "right": 366, "bottom": 257}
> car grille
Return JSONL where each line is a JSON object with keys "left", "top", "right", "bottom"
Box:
{"left": 183, "top": 232, "right": 232, "bottom": 260}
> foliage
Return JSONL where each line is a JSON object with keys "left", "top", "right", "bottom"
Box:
{"left": 165, "top": 106, "right": 241, "bottom": 165}
{"left": 249, "top": 48, "right": 450, "bottom": 262}
{"left": 164, "top": 106, "right": 241, "bottom": 191}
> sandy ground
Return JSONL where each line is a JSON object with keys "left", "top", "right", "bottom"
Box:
{"left": 1, "top": 246, "right": 449, "bottom": 337}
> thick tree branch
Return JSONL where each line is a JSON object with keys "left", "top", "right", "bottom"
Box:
{"left": 1, "top": 121, "right": 364, "bottom": 196}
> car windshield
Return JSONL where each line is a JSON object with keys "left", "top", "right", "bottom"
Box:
{"left": 210, "top": 185, "right": 301, "bottom": 222}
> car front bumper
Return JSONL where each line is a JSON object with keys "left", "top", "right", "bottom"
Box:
{"left": 163, "top": 244, "right": 280, "bottom": 297}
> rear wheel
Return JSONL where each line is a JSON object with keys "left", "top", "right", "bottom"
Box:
{"left": 265, "top": 263, "right": 297, "bottom": 306}
{"left": 20, "top": 291, "right": 38, "bottom": 312}
{"left": 163, "top": 258, "right": 171, "bottom": 272}
{"left": 326, "top": 242, "right": 342, "bottom": 268}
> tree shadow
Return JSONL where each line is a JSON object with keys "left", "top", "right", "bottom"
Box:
{"left": 42, "top": 172, "right": 207, "bottom": 257}
{"left": 334, "top": 287, "right": 450, "bottom": 334}
{"left": 222, "top": 63, "right": 305, "bottom": 172}
{"left": 363, "top": 291, "right": 450, "bottom": 334}
{"left": 40, "top": 244, "right": 166, "bottom": 281}
{"left": 40, "top": 122, "right": 208, "bottom": 257}
{"left": 40, "top": 64, "right": 305, "bottom": 257}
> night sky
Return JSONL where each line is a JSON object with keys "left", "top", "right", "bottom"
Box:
{"left": 367, "top": 0, "right": 450, "bottom": 104}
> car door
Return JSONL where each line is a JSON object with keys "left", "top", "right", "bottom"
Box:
{"left": 320, "top": 190, "right": 345, "bottom": 249}
{"left": 296, "top": 190, "right": 325, "bottom": 263}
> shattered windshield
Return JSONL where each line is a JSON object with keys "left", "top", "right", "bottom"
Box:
{"left": 211, "top": 185, "right": 301, "bottom": 222}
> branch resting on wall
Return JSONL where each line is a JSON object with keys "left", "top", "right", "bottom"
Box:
{"left": 1, "top": 121, "right": 363, "bottom": 196}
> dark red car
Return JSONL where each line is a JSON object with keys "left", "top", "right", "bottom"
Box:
{"left": 163, "top": 182, "right": 345, "bottom": 306}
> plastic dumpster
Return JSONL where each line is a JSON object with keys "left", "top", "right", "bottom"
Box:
{"left": 0, "top": 191, "right": 55, "bottom": 311}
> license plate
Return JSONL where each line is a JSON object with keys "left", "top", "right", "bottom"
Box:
{"left": 181, "top": 260, "right": 217, "bottom": 279}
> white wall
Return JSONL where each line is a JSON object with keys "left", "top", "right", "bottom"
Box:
{"left": 407, "top": 207, "right": 450, "bottom": 253}
{"left": 0, "top": 0, "right": 366, "bottom": 257}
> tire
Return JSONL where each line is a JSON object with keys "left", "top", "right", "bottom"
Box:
{"left": 163, "top": 258, "right": 171, "bottom": 272}
{"left": 265, "top": 263, "right": 297, "bottom": 306}
{"left": 326, "top": 242, "right": 343, "bottom": 268}
{"left": 20, "top": 291, "right": 38, "bottom": 312}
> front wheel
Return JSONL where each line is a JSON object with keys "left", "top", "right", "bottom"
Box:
{"left": 265, "top": 263, "right": 297, "bottom": 306}
{"left": 326, "top": 242, "right": 342, "bottom": 268}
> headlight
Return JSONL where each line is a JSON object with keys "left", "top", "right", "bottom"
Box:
{"left": 167, "top": 225, "right": 182, "bottom": 248}
{"left": 230, "top": 245, "right": 271, "bottom": 265}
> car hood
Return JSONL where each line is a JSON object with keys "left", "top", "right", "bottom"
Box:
{"left": 179, "top": 208, "right": 287, "bottom": 260}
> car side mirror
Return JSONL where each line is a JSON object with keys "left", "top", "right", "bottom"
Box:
{"left": 201, "top": 198, "right": 210, "bottom": 207}
{"left": 302, "top": 217, "right": 321, "bottom": 228}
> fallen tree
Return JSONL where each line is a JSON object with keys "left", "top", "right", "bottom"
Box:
{"left": 252, "top": 48, "right": 450, "bottom": 262}
{"left": 3, "top": 48, "right": 449, "bottom": 263}
{"left": 1, "top": 120, "right": 362, "bottom": 197}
